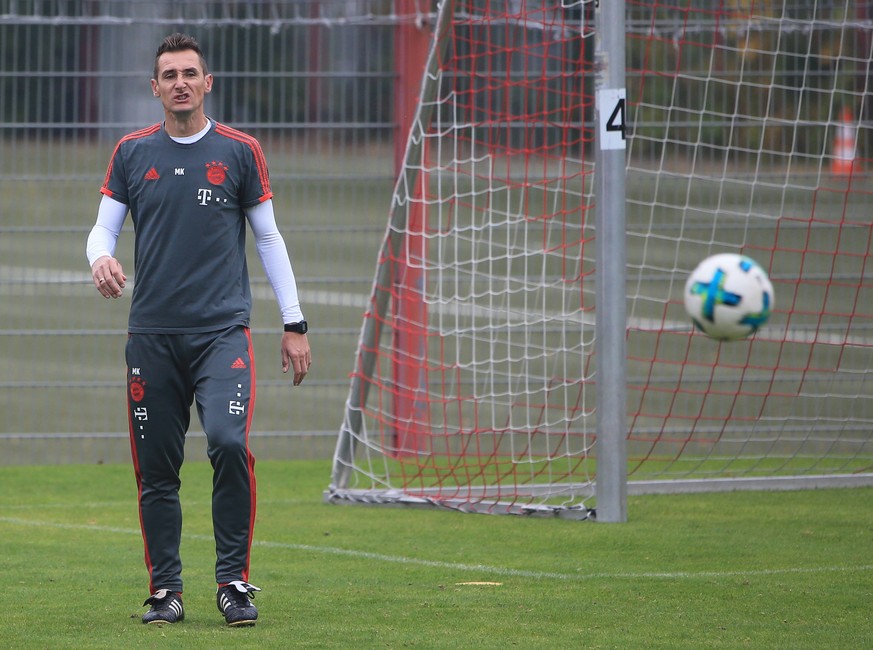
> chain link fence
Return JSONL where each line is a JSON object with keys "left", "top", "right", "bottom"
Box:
{"left": 0, "top": 0, "right": 435, "bottom": 463}
{"left": 2, "top": 1, "right": 870, "bottom": 464}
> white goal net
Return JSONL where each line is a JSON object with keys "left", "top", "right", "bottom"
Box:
{"left": 327, "top": 0, "right": 873, "bottom": 518}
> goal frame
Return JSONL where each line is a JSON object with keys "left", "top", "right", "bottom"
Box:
{"left": 326, "top": 0, "right": 873, "bottom": 521}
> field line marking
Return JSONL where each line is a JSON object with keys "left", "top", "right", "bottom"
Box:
{"left": 3, "top": 516, "right": 872, "bottom": 582}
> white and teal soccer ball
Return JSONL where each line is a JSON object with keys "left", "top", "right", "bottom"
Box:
{"left": 684, "top": 253, "right": 774, "bottom": 341}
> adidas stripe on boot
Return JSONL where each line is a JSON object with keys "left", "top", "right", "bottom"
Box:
{"left": 216, "top": 580, "right": 261, "bottom": 626}
{"left": 141, "top": 589, "right": 184, "bottom": 625}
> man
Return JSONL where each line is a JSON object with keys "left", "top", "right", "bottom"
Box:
{"left": 86, "top": 33, "right": 311, "bottom": 627}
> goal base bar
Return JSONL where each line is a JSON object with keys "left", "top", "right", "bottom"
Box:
{"left": 324, "top": 474, "right": 873, "bottom": 520}
{"left": 323, "top": 489, "right": 595, "bottom": 520}
{"left": 626, "top": 473, "right": 873, "bottom": 495}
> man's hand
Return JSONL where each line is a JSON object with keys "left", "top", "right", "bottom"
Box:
{"left": 91, "top": 255, "right": 126, "bottom": 299}
{"left": 281, "top": 332, "right": 311, "bottom": 386}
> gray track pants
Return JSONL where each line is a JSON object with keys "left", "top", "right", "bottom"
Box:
{"left": 126, "top": 325, "right": 257, "bottom": 593}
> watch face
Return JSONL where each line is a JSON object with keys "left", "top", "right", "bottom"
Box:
{"left": 286, "top": 321, "right": 308, "bottom": 334}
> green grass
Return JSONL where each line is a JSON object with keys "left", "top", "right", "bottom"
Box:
{"left": 1, "top": 459, "right": 871, "bottom": 649}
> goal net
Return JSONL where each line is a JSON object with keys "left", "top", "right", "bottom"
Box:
{"left": 623, "top": 0, "right": 873, "bottom": 493}
{"left": 326, "top": 0, "right": 873, "bottom": 518}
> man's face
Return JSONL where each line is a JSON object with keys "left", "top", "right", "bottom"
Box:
{"left": 151, "top": 50, "right": 213, "bottom": 117}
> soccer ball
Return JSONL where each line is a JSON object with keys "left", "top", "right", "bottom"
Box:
{"left": 684, "top": 253, "right": 774, "bottom": 341}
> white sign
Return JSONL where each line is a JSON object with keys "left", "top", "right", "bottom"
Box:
{"left": 597, "top": 88, "right": 627, "bottom": 150}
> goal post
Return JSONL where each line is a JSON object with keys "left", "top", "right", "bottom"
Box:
{"left": 594, "top": 0, "right": 629, "bottom": 523}
{"left": 326, "top": 0, "right": 873, "bottom": 520}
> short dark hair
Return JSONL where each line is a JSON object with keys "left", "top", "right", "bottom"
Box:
{"left": 153, "top": 33, "right": 208, "bottom": 79}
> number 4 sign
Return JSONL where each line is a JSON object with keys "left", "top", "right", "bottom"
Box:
{"left": 597, "top": 88, "right": 626, "bottom": 151}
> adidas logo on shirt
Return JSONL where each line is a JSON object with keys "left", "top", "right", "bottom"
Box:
{"left": 231, "top": 357, "right": 247, "bottom": 369}
{"left": 144, "top": 167, "right": 160, "bottom": 180}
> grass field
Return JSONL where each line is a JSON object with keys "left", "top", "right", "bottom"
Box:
{"left": 1, "top": 458, "right": 871, "bottom": 649}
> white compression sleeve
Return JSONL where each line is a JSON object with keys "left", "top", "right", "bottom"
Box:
{"left": 86, "top": 195, "right": 128, "bottom": 266}
{"left": 246, "top": 199, "right": 305, "bottom": 324}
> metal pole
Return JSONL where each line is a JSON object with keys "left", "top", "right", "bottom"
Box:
{"left": 594, "top": 0, "right": 628, "bottom": 522}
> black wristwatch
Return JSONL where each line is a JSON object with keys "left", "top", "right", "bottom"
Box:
{"left": 283, "top": 320, "right": 308, "bottom": 334}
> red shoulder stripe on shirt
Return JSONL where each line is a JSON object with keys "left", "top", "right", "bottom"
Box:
{"left": 213, "top": 122, "right": 272, "bottom": 200}
{"left": 100, "top": 123, "right": 162, "bottom": 196}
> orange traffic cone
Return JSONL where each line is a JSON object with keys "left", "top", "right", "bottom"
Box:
{"left": 831, "top": 107, "right": 856, "bottom": 176}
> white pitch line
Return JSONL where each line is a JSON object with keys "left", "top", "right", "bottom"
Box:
{"left": 2, "top": 516, "right": 871, "bottom": 582}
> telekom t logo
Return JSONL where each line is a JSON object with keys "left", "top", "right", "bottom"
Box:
{"left": 197, "top": 188, "right": 212, "bottom": 205}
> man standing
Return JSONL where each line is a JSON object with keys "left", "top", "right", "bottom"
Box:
{"left": 86, "top": 33, "right": 311, "bottom": 627}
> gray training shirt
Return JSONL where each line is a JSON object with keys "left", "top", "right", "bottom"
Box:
{"left": 100, "top": 120, "right": 272, "bottom": 333}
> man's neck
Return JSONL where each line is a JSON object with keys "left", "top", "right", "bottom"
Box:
{"left": 164, "top": 112, "right": 209, "bottom": 138}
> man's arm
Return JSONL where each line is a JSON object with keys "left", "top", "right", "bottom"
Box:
{"left": 86, "top": 195, "right": 128, "bottom": 299}
{"left": 246, "top": 199, "right": 304, "bottom": 323}
{"left": 246, "top": 199, "right": 311, "bottom": 385}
